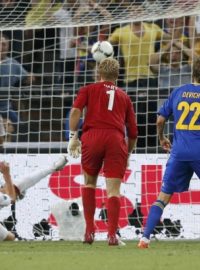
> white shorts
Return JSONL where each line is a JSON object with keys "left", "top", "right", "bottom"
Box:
{"left": 0, "top": 115, "right": 5, "bottom": 137}
{"left": 0, "top": 223, "right": 9, "bottom": 241}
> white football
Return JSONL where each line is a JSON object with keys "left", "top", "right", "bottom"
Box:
{"left": 91, "top": 41, "right": 114, "bottom": 63}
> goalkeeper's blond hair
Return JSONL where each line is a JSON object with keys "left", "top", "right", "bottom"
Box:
{"left": 98, "top": 58, "right": 119, "bottom": 82}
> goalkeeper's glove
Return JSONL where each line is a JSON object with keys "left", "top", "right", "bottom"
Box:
{"left": 67, "top": 131, "right": 81, "bottom": 159}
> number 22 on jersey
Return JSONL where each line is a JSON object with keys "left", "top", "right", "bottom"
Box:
{"left": 176, "top": 101, "right": 200, "bottom": 130}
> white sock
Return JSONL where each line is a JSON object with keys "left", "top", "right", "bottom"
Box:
{"left": 14, "top": 167, "right": 54, "bottom": 193}
{"left": 141, "top": 237, "right": 150, "bottom": 243}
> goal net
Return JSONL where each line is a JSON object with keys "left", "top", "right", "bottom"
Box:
{"left": 0, "top": 0, "right": 200, "bottom": 240}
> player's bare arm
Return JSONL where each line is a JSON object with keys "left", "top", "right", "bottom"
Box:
{"left": 126, "top": 137, "right": 137, "bottom": 168}
{"left": 126, "top": 97, "right": 138, "bottom": 156}
{"left": 0, "top": 162, "right": 16, "bottom": 202}
{"left": 157, "top": 115, "right": 171, "bottom": 152}
{"left": 128, "top": 137, "right": 137, "bottom": 154}
{"left": 69, "top": 108, "right": 82, "bottom": 132}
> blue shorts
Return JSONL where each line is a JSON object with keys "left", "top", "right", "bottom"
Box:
{"left": 161, "top": 157, "right": 200, "bottom": 194}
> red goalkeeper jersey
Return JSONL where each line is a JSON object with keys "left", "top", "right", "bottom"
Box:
{"left": 72, "top": 81, "right": 138, "bottom": 139}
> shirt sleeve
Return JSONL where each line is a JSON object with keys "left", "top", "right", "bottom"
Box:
{"left": 108, "top": 27, "right": 120, "bottom": 44}
{"left": 12, "top": 60, "right": 29, "bottom": 85}
{"left": 154, "top": 23, "right": 164, "bottom": 40}
{"left": 0, "top": 192, "right": 11, "bottom": 208}
{"left": 20, "top": 65, "right": 29, "bottom": 78}
{"left": 72, "top": 86, "right": 88, "bottom": 112}
{"left": 125, "top": 97, "right": 138, "bottom": 139}
{"left": 12, "top": 59, "right": 28, "bottom": 77}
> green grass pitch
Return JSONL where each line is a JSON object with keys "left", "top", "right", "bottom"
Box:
{"left": 0, "top": 241, "right": 199, "bottom": 270}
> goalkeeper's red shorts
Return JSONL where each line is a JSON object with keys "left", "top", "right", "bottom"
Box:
{"left": 81, "top": 129, "right": 128, "bottom": 179}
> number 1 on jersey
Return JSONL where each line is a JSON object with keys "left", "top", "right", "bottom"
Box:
{"left": 106, "top": 90, "right": 115, "bottom": 111}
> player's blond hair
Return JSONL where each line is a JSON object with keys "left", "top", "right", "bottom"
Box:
{"left": 98, "top": 58, "right": 119, "bottom": 81}
{"left": 193, "top": 57, "right": 200, "bottom": 83}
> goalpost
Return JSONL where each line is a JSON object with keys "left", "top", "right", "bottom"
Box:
{"left": 0, "top": 0, "right": 200, "bottom": 240}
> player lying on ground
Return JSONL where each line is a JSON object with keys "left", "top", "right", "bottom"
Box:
{"left": 0, "top": 155, "right": 67, "bottom": 241}
{"left": 138, "top": 57, "right": 200, "bottom": 248}
{"left": 68, "top": 58, "right": 138, "bottom": 246}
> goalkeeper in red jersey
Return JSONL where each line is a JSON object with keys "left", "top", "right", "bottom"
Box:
{"left": 67, "top": 58, "right": 138, "bottom": 245}
{"left": 0, "top": 156, "right": 67, "bottom": 241}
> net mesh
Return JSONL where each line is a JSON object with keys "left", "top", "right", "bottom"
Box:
{"left": 0, "top": 0, "right": 200, "bottom": 30}
{"left": 0, "top": 0, "right": 200, "bottom": 240}
{"left": 0, "top": 12, "right": 195, "bottom": 152}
